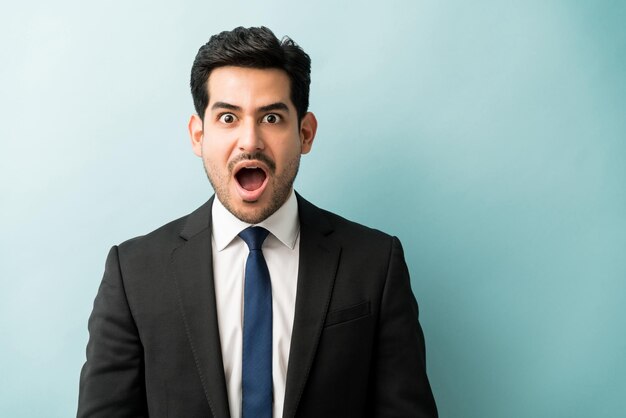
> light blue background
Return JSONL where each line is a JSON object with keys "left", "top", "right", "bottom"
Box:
{"left": 1, "top": 1, "right": 625, "bottom": 417}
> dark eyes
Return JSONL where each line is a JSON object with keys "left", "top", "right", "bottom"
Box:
{"left": 261, "top": 113, "right": 281, "bottom": 124}
{"left": 217, "top": 113, "right": 282, "bottom": 125}
{"left": 218, "top": 113, "right": 236, "bottom": 124}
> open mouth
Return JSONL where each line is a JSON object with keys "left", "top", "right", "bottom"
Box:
{"left": 232, "top": 162, "right": 270, "bottom": 202}
{"left": 235, "top": 166, "right": 267, "bottom": 191}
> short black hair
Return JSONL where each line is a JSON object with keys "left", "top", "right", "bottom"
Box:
{"left": 190, "top": 26, "right": 311, "bottom": 123}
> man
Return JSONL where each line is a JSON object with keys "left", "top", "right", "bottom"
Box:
{"left": 78, "top": 26, "right": 437, "bottom": 417}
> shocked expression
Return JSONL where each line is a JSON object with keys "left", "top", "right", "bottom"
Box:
{"left": 189, "top": 66, "right": 316, "bottom": 224}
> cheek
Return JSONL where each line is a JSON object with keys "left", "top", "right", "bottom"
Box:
{"left": 272, "top": 135, "right": 302, "bottom": 160}
{"left": 202, "top": 138, "right": 235, "bottom": 164}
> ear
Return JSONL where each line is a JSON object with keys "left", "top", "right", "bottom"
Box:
{"left": 299, "top": 112, "right": 317, "bottom": 155}
{"left": 188, "top": 113, "right": 204, "bottom": 157}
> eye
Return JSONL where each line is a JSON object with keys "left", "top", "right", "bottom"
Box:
{"left": 218, "top": 113, "right": 237, "bottom": 124}
{"left": 261, "top": 113, "right": 281, "bottom": 124}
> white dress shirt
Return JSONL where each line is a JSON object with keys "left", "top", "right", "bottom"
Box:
{"left": 211, "top": 190, "right": 300, "bottom": 418}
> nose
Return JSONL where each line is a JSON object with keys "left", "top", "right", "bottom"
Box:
{"left": 237, "top": 118, "right": 264, "bottom": 153}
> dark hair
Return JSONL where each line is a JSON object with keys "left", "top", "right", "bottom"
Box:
{"left": 190, "top": 26, "right": 311, "bottom": 123}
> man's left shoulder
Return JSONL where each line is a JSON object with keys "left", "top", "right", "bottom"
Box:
{"left": 296, "top": 193, "right": 400, "bottom": 252}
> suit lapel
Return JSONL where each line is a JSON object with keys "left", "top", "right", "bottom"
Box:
{"left": 169, "top": 194, "right": 340, "bottom": 418}
{"left": 282, "top": 195, "right": 341, "bottom": 418}
{"left": 170, "top": 198, "right": 231, "bottom": 418}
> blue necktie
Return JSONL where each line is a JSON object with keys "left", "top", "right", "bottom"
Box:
{"left": 239, "top": 226, "right": 272, "bottom": 418}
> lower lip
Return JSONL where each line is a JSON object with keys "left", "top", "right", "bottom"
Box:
{"left": 234, "top": 175, "right": 269, "bottom": 202}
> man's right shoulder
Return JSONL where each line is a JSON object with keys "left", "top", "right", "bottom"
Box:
{"left": 114, "top": 198, "right": 213, "bottom": 261}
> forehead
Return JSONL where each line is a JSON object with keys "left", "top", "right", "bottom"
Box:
{"left": 206, "top": 66, "right": 292, "bottom": 108}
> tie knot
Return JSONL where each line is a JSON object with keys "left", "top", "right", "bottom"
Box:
{"left": 238, "top": 226, "right": 270, "bottom": 251}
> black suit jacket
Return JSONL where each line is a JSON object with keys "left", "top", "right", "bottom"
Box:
{"left": 78, "top": 194, "right": 438, "bottom": 417}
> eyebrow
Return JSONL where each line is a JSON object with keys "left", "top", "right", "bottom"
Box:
{"left": 210, "top": 101, "right": 290, "bottom": 113}
{"left": 211, "top": 102, "right": 241, "bottom": 111}
{"left": 258, "top": 102, "right": 290, "bottom": 113}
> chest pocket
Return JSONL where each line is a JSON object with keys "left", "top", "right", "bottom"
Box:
{"left": 324, "top": 301, "right": 370, "bottom": 328}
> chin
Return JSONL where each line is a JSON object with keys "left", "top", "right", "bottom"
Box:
{"left": 221, "top": 197, "right": 264, "bottom": 223}
{"left": 232, "top": 208, "right": 269, "bottom": 224}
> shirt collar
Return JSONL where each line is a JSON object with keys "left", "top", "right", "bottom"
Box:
{"left": 212, "top": 189, "right": 299, "bottom": 251}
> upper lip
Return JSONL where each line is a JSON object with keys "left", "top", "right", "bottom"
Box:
{"left": 232, "top": 160, "right": 269, "bottom": 176}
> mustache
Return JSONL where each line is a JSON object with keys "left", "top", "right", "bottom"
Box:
{"left": 228, "top": 152, "right": 276, "bottom": 174}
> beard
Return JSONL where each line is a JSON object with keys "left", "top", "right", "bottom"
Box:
{"left": 202, "top": 151, "right": 300, "bottom": 224}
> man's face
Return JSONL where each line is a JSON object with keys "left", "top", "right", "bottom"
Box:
{"left": 189, "top": 66, "right": 317, "bottom": 224}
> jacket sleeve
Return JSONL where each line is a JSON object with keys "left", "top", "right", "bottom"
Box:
{"left": 77, "top": 246, "right": 148, "bottom": 417}
{"left": 367, "top": 237, "right": 438, "bottom": 417}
